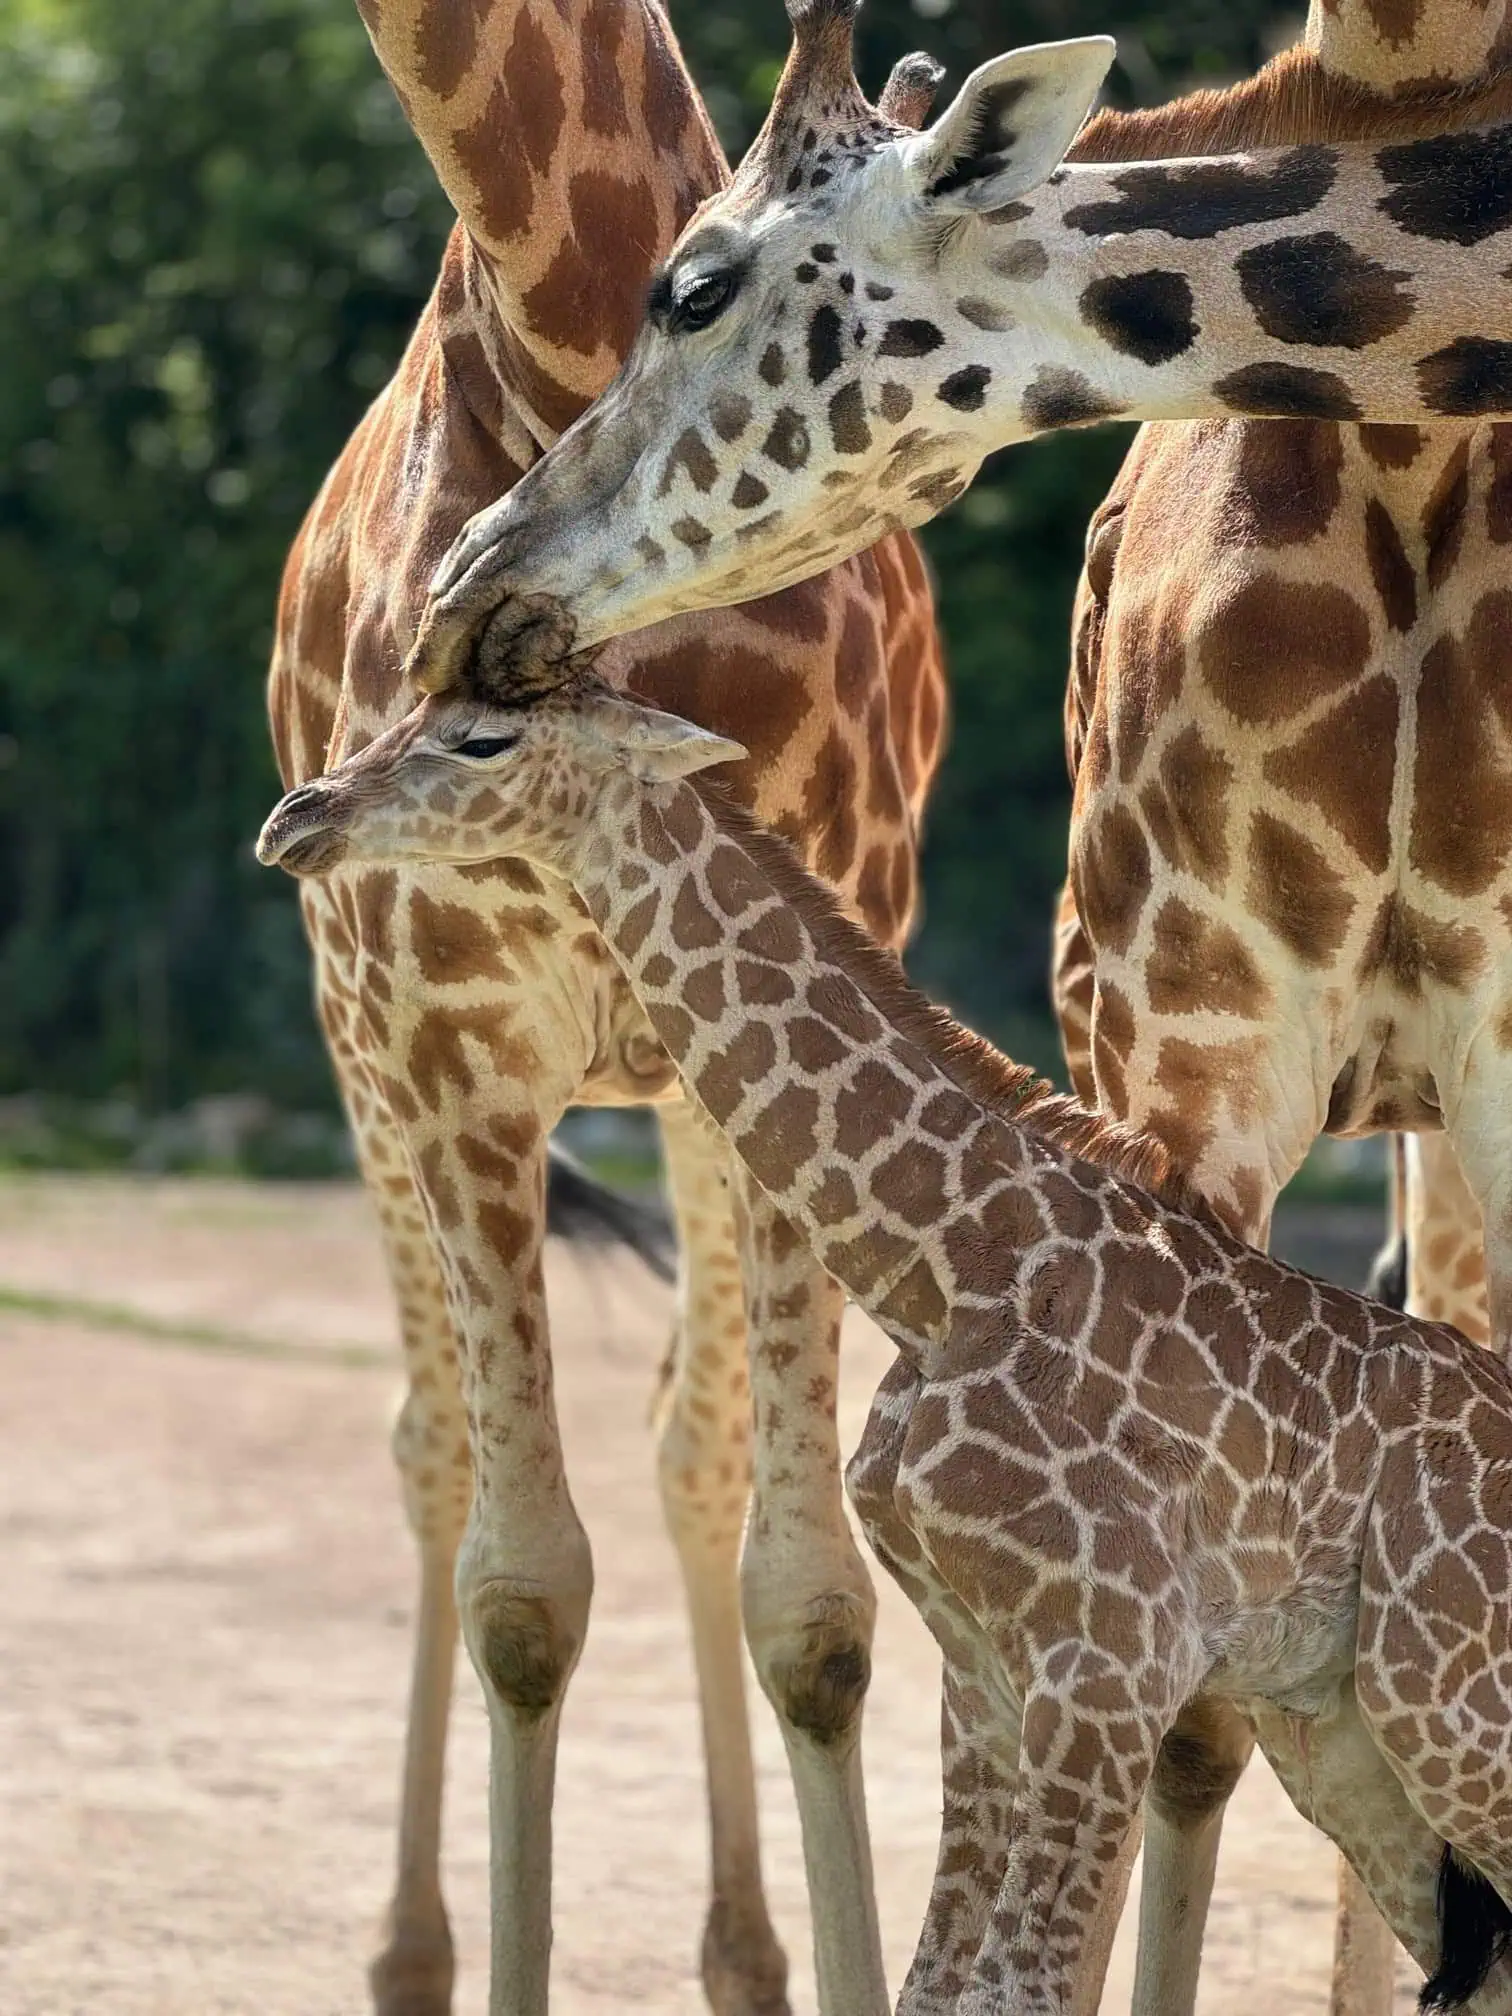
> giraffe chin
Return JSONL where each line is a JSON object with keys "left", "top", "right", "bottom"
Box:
{"left": 413, "top": 587, "right": 582, "bottom": 702}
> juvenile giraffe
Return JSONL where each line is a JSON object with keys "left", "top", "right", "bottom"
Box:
{"left": 268, "top": 4, "right": 945, "bottom": 2012}
{"left": 261, "top": 679, "right": 1512, "bottom": 2016}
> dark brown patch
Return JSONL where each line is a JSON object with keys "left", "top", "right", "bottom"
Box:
{"left": 735, "top": 1083, "right": 821, "bottom": 1195}
{"left": 410, "top": 889, "right": 507, "bottom": 986}
{"left": 1235, "top": 232, "right": 1414, "bottom": 349}
{"left": 1138, "top": 725, "right": 1234, "bottom": 887}
{"left": 1262, "top": 675, "right": 1400, "bottom": 876}
{"left": 581, "top": 0, "right": 630, "bottom": 136}
{"left": 1021, "top": 369, "right": 1126, "bottom": 431}
{"left": 659, "top": 427, "right": 719, "bottom": 496}
{"left": 709, "top": 392, "right": 752, "bottom": 442}
{"left": 878, "top": 382, "right": 913, "bottom": 424}
{"left": 872, "top": 1141, "right": 950, "bottom": 1227}
{"left": 1198, "top": 575, "right": 1370, "bottom": 723}
{"left": 698, "top": 1023, "right": 778, "bottom": 1124}
{"left": 452, "top": 16, "right": 567, "bottom": 243}
{"left": 1410, "top": 626, "right": 1512, "bottom": 896}
{"left": 833, "top": 1059, "right": 915, "bottom": 1157}
{"left": 1074, "top": 804, "right": 1152, "bottom": 958}
{"left": 1231, "top": 422, "right": 1342, "bottom": 546}
{"left": 1364, "top": 500, "right": 1417, "bottom": 632}
{"left": 523, "top": 171, "right": 661, "bottom": 357}
{"left": 670, "top": 879, "right": 722, "bottom": 952}
{"left": 1422, "top": 440, "right": 1470, "bottom": 590}
{"left": 1147, "top": 899, "right": 1272, "bottom": 1017}
{"left": 1358, "top": 896, "right": 1486, "bottom": 995}
{"left": 762, "top": 407, "right": 811, "bottom": 471}
{"left": 732, "top": 471, "right": 769, "bottom": 509}
{"left": 1246, "top": 812, "right": 1355, "bottom": 964}
{"left": 1359, "top": 424, "right": 1426, "bottom": 471}
{"left": 1213, "top": 363, "right": 1361, "bottom": 421}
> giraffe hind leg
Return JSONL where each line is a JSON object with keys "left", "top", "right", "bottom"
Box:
{"left": 655, "top": 1104, "right": 790, "bottom": 2016}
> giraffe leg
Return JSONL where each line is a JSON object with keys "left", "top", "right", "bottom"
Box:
{"left": 846, "top": 1359, "right": 1132, "bottom": 2016}
{"left": 305, "top": 889, "right": 469, "bottom": 2016}
{"left": 1443, "top": 1029, "right": 1512, "bottom": 1360}
{"left": 733, "top": 1175, "right": 887, "bottom": 2016}
{"left": 959, "top": 1662, "right": 1186, "bottom": 2016}
{"left": 1130, "top": 1697, "right": 1256, "bottom": 2016}
{"left": 368, "top": 1165, "right": 471, "bottom": 2016}
{"left": 1249, "top": 1689, "right": 1463, "bottom": 1990}
{"left": 1318, "top": 1133, "right": 1493, "bottom": 2016}
{"left": 442, "top": 1124, "right": 593, "bottom": 2016}
{"left": 655, "top": 1104, "right": 790, "bottom": 2016}
{"left": 1403, "top": 1132, "right": 1490, "bottom": 1345}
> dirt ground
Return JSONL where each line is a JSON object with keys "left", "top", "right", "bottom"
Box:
{"left": 0, "top": 1174, "right": 1424, "bottom": 2013}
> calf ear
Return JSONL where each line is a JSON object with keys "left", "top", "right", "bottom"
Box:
{"left": 911, "top": 37, "right": 1115, "bottom": 213}
{"left": 584, "top": 693, "right": 747, "bottom": 782}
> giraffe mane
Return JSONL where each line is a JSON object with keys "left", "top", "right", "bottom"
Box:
{"left": 1073, "top": 43, "right": 1512, "bottom": 162}
{"left": 692, "top": 781, "right": 1208, "bottom": 1218}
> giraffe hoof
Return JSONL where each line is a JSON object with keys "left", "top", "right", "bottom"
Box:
{"left": 369, "top": 1916, "right": 454, "bottom": 2016}
{"left": 701, "top": 1900, "right": 792, "bottom": 2016}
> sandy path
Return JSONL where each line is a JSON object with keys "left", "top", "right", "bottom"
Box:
{"left": 0, "top": 1176, "right": 1420, "bottom": 2011}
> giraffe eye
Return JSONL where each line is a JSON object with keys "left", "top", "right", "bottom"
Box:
{"left": 454, "top": 734, "right": 519, "bottom": 761}
{"left": 674, "top": 270, "right": 738, "bottom": 332}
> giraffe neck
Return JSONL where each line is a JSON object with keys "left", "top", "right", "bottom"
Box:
{"left": 566, "top": 770, "right": 1162, "bottom": 1361}
{"left": 358, "top": 0, "right": 724, "bottom": 425}
{"left": 1304, "top": 0, "right": 1512, "bottom": 91}
{"left": 907, "top": 122, "right": 1512, "bottom": 453}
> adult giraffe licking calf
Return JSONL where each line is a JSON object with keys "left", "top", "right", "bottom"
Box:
{"left": 260, "top": 677, "right": 1512, "bottom": 2016}
{"left": 268, "top": 3, "right": 945, "bottom": 2012}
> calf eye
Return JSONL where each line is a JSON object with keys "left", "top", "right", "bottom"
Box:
{"left": 455, "top": 735, "right": 519, "bottom": 760}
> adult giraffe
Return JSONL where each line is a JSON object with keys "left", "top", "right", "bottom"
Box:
{"left": 267, "top": 4, "right": 944, "bottom": 2013}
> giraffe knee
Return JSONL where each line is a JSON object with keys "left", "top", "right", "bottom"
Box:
{"left": 1149, "top": 1698, "right": 1252, "bottom": 1830}
{"left": 748, "top": 1590, "right": 875, "bottom": 1746}
{"left": 465, "top": 1583, "right": 583, "bottom": 1715}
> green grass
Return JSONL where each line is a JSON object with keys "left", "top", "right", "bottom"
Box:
{"left": 0, "top": 1282, "right": 389, "bottom": 1368}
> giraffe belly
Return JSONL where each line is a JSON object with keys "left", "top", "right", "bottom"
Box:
{"left": 1202, "top": 1588, "right": 1360, "bottom": 1718}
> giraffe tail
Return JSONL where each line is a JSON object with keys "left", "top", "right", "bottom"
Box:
{"left": 1365, "top": 1135, "right": 1409, "bottom": 1312}
{"left": 1420, "top": 1847, "right": 1512, "bottom": 2012}
{"left": 546, "top": 1142, "right": 675, "bottom": 1284}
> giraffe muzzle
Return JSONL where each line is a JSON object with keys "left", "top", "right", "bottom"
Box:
{"left": 256, "top": 783, "right": 350, "bottom": 877}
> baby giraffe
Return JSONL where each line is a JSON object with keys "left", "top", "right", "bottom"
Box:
{"left": 262, "top": 684, "right": 1512, "bottom": 2015}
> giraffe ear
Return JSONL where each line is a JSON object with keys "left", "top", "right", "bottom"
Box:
{"left": 583, "top": 694, "right": 748, "bottom": 783}
{"left": 911, "top": 37, "right": 1115, "bottom": 213}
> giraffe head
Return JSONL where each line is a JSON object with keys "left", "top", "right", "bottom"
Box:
{"left": 256, "top": 687, "right": 745, "bottom": 878}
{"left": 407, "top": 1, "right": 1113, "bottom": 694}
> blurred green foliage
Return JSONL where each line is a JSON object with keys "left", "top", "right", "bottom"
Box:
{"left": 0, "top": 0, "right": 1288, "bottom": 1117}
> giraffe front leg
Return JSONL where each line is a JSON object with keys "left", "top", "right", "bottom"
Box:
{"left": 846, "top": 1362, "right": 1132, "bottom": 2016}
{"left": 1442, "top": 1023, "right": 1512, "bottom": 1363}
{"left": 442, "top": 1125, "right": 592, "bottom": 2016}
{"left": 369, "top": 1157, "right": 471, "bottom": 2016}
{"left": 306, "top": 886, "right": 469, "bottom": 2016}
{"left": 655, "top": 1104, "right": 790, "bottom": 2016}
{"left": 733, "top": 1175, "right": 886, "bottom": 2016}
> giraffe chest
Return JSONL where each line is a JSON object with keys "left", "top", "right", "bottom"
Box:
{"left": 1074, "top": 423, "right": 1512, "bottom": 1126}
